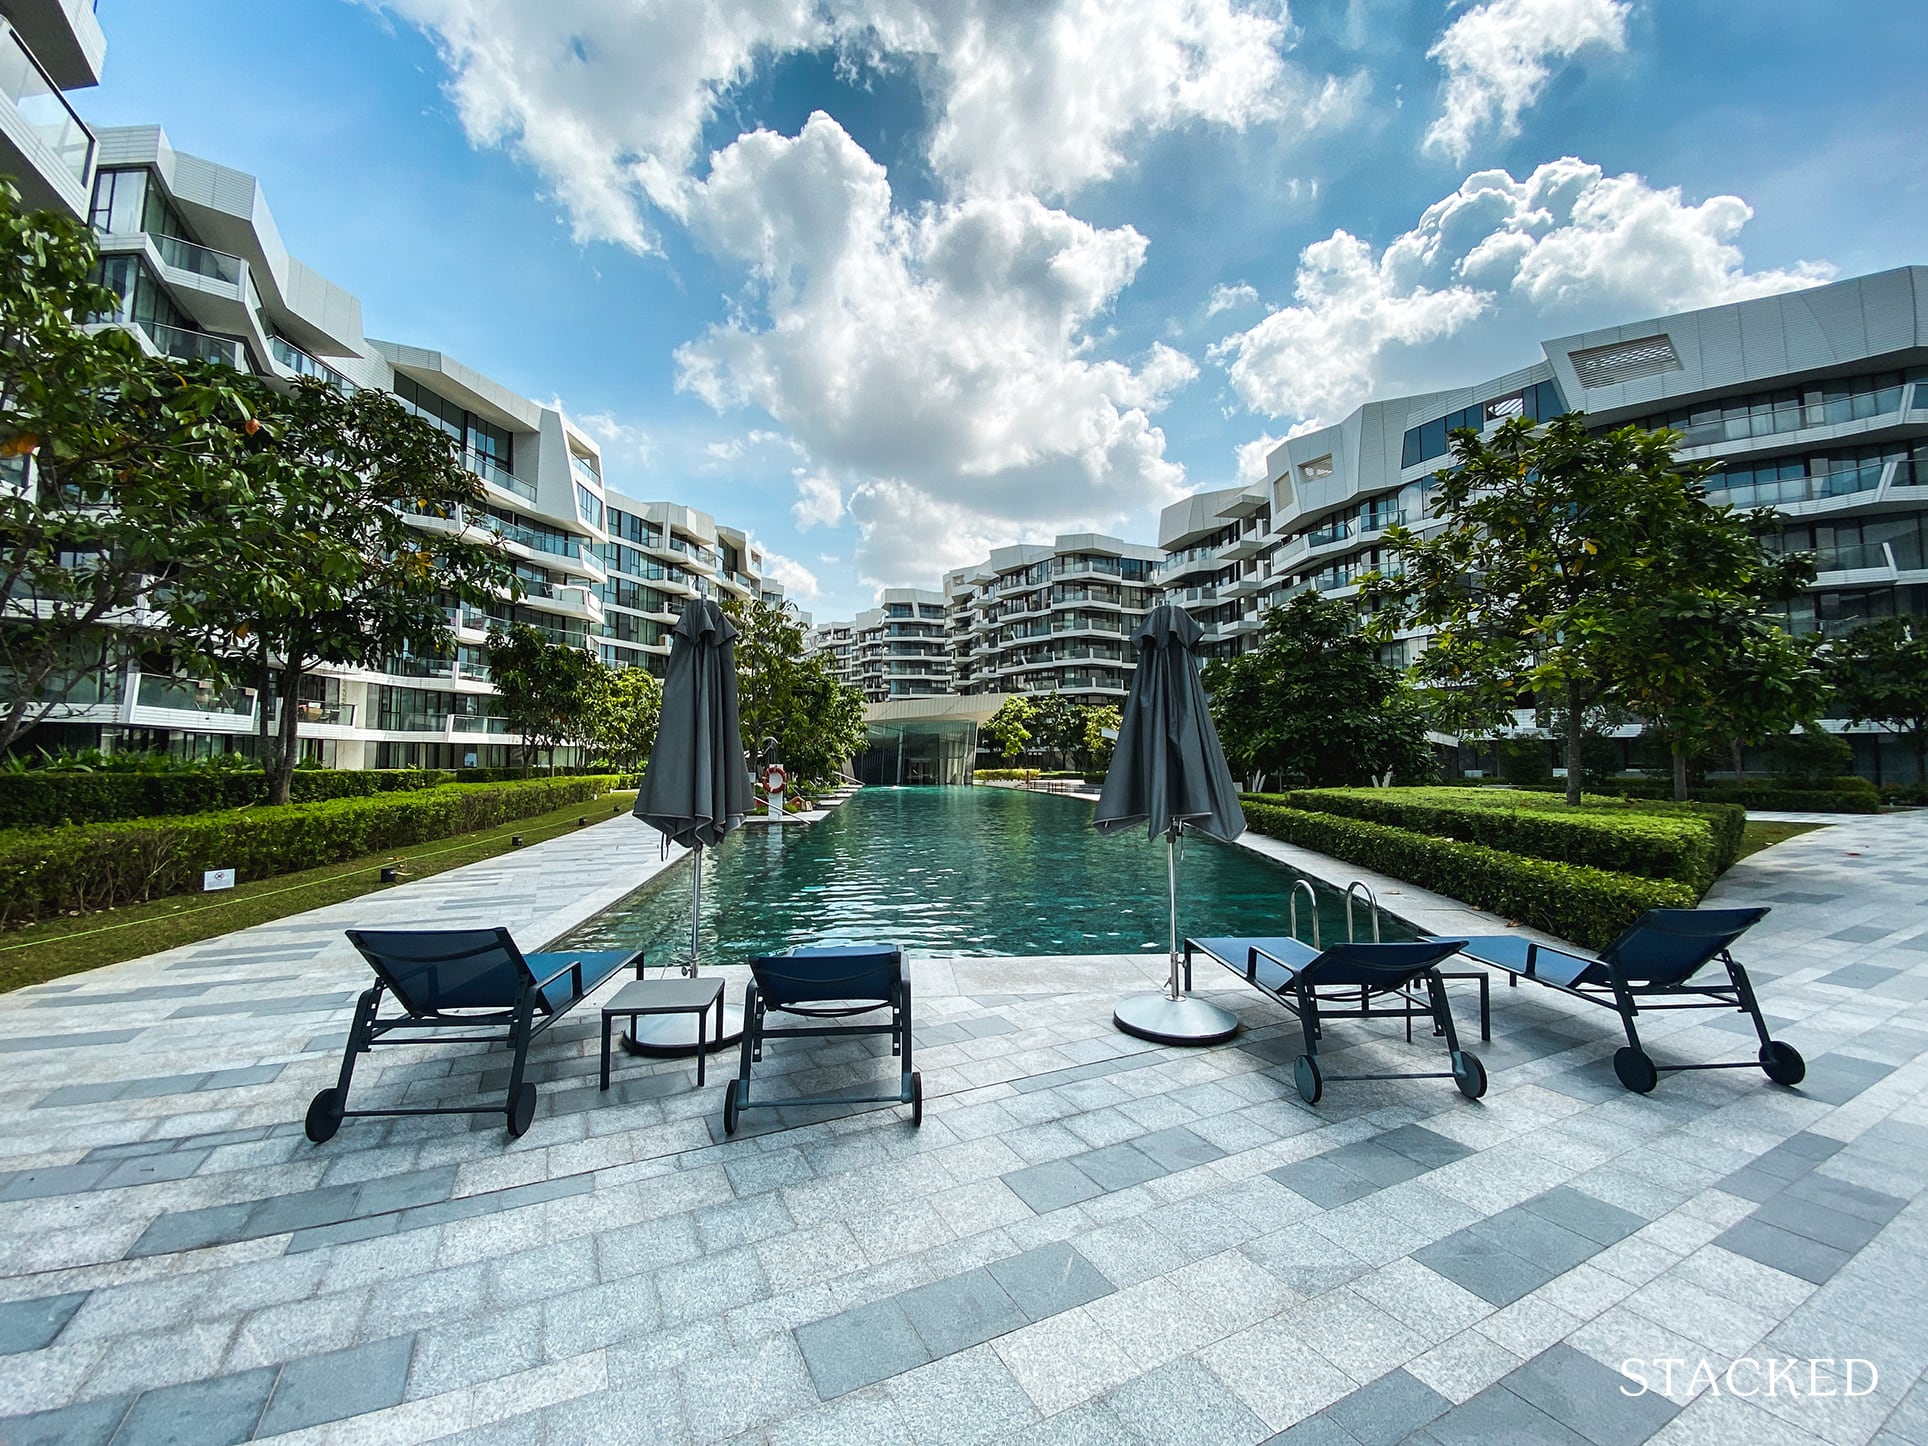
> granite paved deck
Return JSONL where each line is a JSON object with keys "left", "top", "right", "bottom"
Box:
{"left": 1, "top": 804, "right": 1926, "bottom": 1444}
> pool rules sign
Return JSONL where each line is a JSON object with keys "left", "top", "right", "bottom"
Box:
{"left": 203, "top": 869, "right": 236, "bottom": 892}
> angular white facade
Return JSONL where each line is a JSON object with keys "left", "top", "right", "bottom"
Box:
{"left": 0, "top": 0, "right": 103, "bottom": 218}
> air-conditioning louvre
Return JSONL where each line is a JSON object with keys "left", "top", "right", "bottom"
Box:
{"left": 1569, "top": 335, "right": 1683, "bottom": 388}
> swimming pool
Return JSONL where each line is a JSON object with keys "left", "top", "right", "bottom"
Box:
{"left": 561, "top": 786, "right": 1413, "bottom": 962}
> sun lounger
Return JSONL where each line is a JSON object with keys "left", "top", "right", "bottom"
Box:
{"left": 722, "top": 944, "right": 920, "bottom": 1134}
{"left": 305, "top": 928, "right": 641, "bottom": 1141}
{"left": 1184, "top": 935, "right": 1484, "bottom": 1104}
{"left": 1449, "top": 906, "right": 1804, "bottom": 1093}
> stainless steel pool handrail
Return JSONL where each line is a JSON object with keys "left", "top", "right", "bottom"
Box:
{"left": 1345, "top": 881, "right": 1381, "bottom": 943}
{"left": 1289, "top": 879, "right": 1320, "bottom": 950}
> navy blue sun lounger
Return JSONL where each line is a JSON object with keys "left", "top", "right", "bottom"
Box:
{"left": 1450, "top": 906, "right": 1803, "bottom": 1093}
{"left": 305, "top": 928, "right": 641, "bottom": 1141}
{"left": 722, "top": 944, "right": 920, "bottom": 1135}
{"left": 1185, "top": 935, "right": 1485, "bottom": 1104}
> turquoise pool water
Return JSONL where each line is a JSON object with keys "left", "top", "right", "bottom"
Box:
{"left": 561, "top": 786, "right": 1413, "bottom": 962}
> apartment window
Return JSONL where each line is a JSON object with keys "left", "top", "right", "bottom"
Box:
{"left": 392, "top": 375, "right": 465, "bottom": 444}
{"left": 88, "top": 168, "right": 188, "bottom": 240}
{"left": 92, "top": 255, "right": 189, "bottom": 332}
{"left": 575, "top": 482, "right": 603, "bottom": 530}
{"left": 1633, "top": 370, "right": 1919, "bottom": 446}
{"left": 1400, "top": 379, "right": 1566, "bottom": 469}
{"left": 1299, "top": 455, "right": 1334, "bottom": 481}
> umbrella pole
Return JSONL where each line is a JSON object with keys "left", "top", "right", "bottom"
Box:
{"left": 689, "top": 842, "right": 702, "bottom": 976}
{"left": 1167, "top": 827, "right": 1181, "bottom": 1002}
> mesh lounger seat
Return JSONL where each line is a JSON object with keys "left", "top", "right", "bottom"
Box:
{"left": 721, "top": 944, "right": 920, "bottom": 1135}
{"left": 305, "top": 928, "right": 642, "bottom": 1142}
{"left": 1450, "top": 906, "right": 1804, "bottom": 1094}
{"left": 1185, "top": 935, "right": 1484, "bottom": 1104}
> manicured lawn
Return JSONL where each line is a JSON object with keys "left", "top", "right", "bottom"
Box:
{"left": 0, "top": 791, "right": 637, "bottom": 994}
{"left": 1736, "top": 818, "right": 1824, "bottom": 862}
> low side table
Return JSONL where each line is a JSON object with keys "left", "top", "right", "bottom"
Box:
{"left": 602, "top": 977, "right": 727, "bottom": 1089}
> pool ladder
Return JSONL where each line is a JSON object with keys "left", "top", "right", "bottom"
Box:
{"left": 1287, "top": 878, "right": 1382, "bottom": 949}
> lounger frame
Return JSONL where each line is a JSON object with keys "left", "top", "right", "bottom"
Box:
{"left": 723, "top": 946, "right": 920, "bottom": 1133}
{"left": 1185, "top": 936, "right": 1485, "bottom": 1103}
{"left": 306, "top": 928, "right": 642, "bottom": 1142}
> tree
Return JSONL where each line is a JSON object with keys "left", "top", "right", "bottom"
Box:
{"left": 0, "top": 180, "right": 257, "bottom": 756}
{"left": 1829, "top": 617, "right": 1928, "bottom": 785}
{"left": 982, "top": 695, "right": 1036, "bottom": 763}
{"left": 1080, "top": 702, "right": 1121, "bottom": 772}
{"left": 1204, "top": 592, "right": 1434, "bottom": 790}
{"left": 1370, "top": 413, "right": 1804, "bottom": 804}
{"left": 582, "top": 663, "right": 662, "bottom": 772}
{"left": 723, "top": 595, "right": 867, "bottom": 787}
{"left": 486, "top": 623, "right": 602, "bottom": 775}
{"left": 162, "top": 378, "right": 516, "bottom": 801}
{"left": 1030, "top": 693, "right": 1085, "bottom": 769}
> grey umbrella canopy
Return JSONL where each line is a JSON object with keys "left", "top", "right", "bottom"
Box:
{"left": 633, "top": 599, "right": 751, "bottom": 848}
{"left": 626, "top": 598, "right": 752, "bottom": 1055}
{"left": 1095, "top": 603, "right": 1246, "bottom": 1044}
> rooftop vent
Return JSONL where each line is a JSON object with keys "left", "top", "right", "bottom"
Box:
{"left": 1299, "top": 455, "right": 1334, "bottom": 480}
{"left": 1569, "top": 335, "right": 1683, "bottom": 389}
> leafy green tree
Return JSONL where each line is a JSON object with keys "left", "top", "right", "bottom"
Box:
{"left": 1030, "top": 693, "right": 1089, "bottom": 769}
{"left": 1204, "top": 592, "right": 1433, "bottom": 789}
{"left": 982, "top": 695, "right": 1036, "bottom": 763}
{"left": 1370, "top": 413, "right": 1804, "bottom": 804}
{"left": 582, "top": 663, "right": 662, "bottom": 771}
{"left": 723, "top": 596, "right": 867, "bottom": 787}
{"left": 164, "top": 378, "right": 515, "bottom": 802}
{"left": 1080, "top": 703, "right": 1121, "bottom": 772}
{"left": 485, "top": 623, "right": 602, "bottom": 775}
{"left": 0, "top": 179, "right": 257, "bottom": 756}
{"left": 1829, "top": 617, "right": 1928, "bottom": 785}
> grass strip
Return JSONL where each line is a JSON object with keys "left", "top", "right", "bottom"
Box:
{"left": 0, "top": 792, "right": 639, "bottom": 994}
{"left": 1735, "top": 819, "right": 1824, "bottom": 862}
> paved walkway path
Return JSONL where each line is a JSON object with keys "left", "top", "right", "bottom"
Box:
{"left": 0, "top": 806, "right": 1924, "bottom": 1444}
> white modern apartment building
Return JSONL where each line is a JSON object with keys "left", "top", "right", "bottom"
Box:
{"left": 817, "top": 589, "right": 951, "bottom": 704}
{"left": 24, "top": 124, "right": 777, "bottom": 769}
{"left": 0, "top": 0, "right": 102, "bottom": 220}
{"left": 945, "top": 534, "right": 1162, "bottom": 703}
{"left": 595, "top": 495, "right": 784, "bottom": 675}
{"left": 1159, "top": 266, "right": 1928, "bottom": 778}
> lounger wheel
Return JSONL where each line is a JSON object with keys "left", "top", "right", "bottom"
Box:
{"left": 723, "top": 1082, "right": 740, "bottom": 1137}
{"left": 506, "top": 1083, "right": 537, "bottom": 1138}
{"left": 1451, "top": 1050, "right": 1487, "bottom": 1101}
{"left": 1293, "top": 1055, "right": 1323, "bottom": 1105}
{"left": 304, "top": 1088, "right": 345, "bottom": 1144}
{"left": 1759, "top": 1040, "right": 1806, "bottom": 1087}
{"left": 909, "top": 1071, "right": 923, "bottom": 1127}
{"left": 1613, "top": 1046, "right": 1659, "bottom": 1094}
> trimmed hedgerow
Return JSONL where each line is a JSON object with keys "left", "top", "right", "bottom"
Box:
{"left": 0, "top": 768, "right": 462, "bottom": 828}
{"left": 0, "top": 777, "right": 628, "bottom": 926}
{"left": 1541, "top": 775, "right": 1879, "bottom": 814}
{"left": 1264, "top": 787, "right": 1723, "bottom": 891}
{"left": 1241, "top": 801, "right": 1697, "bottom": 951}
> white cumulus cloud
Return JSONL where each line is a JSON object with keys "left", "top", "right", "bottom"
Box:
{"left": 759, "top": 549, "right": 822, "bottom": 602}
{"left": 673, "top": 112, "right": 1195, "bottom": 585}
{"left": 1424, "top": 0, "right": 1630, "bottom": 164}
{"left": 791, "top": 474, "right": 846, "bottom": 530}
{"left": 370, "top": 0, "right": 1323, "bottom": 248}
{"left": 1214, "top": 157, "right": 1834, "bottom": 427}
{"left": 1207, "top": 282, "right": 1262, "bottom": 316}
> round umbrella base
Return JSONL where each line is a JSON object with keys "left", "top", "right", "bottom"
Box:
{"left": 622, "top": 1003, "right": 746, "bottom": 1057}
{"left": 1112, "top": 993, "right": 1240, "bottom": 1046}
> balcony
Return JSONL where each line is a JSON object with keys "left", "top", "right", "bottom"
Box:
{"left": 270, "top": 335, "right": 353, "bottom": 392}
{"left": 1708, "top": 460, "right": 1892, "bottom": 511}
{"left": 0, "top": 20, "right": 93, "bottom": 191}
{"left": 153, "top": 232, "right": 247, "bottom": 299}
{"left": 296, "top": 701, "right": 357, "bottom": 728}
{"left": 465, "top": 449, "right": 537, "bottom": 503}
{"left": 140, "top": 319, "right": 246, "bottom": 371}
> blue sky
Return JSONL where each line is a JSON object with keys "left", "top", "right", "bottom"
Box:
{"left": 82, "top": 0, "right": 1927, "bottom": 621}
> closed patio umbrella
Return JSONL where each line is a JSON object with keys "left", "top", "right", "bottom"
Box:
{"left": 1094, "top": 603, "right": 1246, "bottom": 1045}
{"left": 624, "top": 598, "right": 752, "bottom": 1055}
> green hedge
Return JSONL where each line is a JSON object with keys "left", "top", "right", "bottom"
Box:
{"left": 0, "top": 777, "right": 628, "bottom": 926}
{"left": 0, "top": 768, "right": 464, "bottom": 828}
{"left": 1262, "top": 787, "right": 1722, "bottom": 892}
{"left": 1537, "top": 776, "right": 1878, "bottom": 814}
{"left": 1242, "top": 802, "right": 1696, "bottom": 950}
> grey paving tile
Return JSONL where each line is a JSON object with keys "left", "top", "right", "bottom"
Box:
{"left": 1130, "top": 1125, "right": 1227, "bottom": 1173}
{"left": 1263, "top": 1416, "right": 1363, "bottom": 1445}
{"left": 1826, "top": 925, "right": 1895, "bottom": 943}
{"left": 0, "top": 1396, "right": 133, "bottom": 1445}
{"left": 1748, "top": 1193, "right": 1889, "bottom": 1253}
{"left": 1419, "top": 1382, "right": 1590, "bottom": 1445}
{"left": 1780, "top": 1172, "right": 1906, "bottom": 1225}
{"left": 1499, "top": 1345, "right": 1678, "bottom": 1446}
{"left": 1716, "top": 1167, "right": 1790, "bottom": 1204}
{"left": 1713, "top": 1218, "right": 1851, "bottom": 1286}
{"left": 352, "top": 1165, "right": 459, "bottom": 1216}
{"left": 1267, "top": 1156, "right": 1376, "bottom": 1209}
{"left": 0, "top": 1162, "right": 112, "bottom": 1201}
{"left": 1101, "top": 1356, "right": 1268, "bottom": 1444}
{"left": 1518, "top": 1188, "right": 1646, "bottom": 1247}
{"left": 1411, "top": 1235, "right": 1553, "bottom": 1307}
{"left": 1373, "top": 1125, "right": 1474, "bottom": 1170}
{"left": 114, "top": 1367, "right": 277, "bottom": 1446}
{"left": 0, "top": 1029, "right": 142, "bottom": 1052}
{"left": 100, "top": 1150, "right": 211, "bottom": 1191}
{"left": 1324, "top": 1368, "right": 1451, "bottom": 1446}
{"left": 125, "top": 1203, "right": 256, "bottom": 1258}
{"left": 256, "top": 1333, "right": 415, "bottom": 1435}
{"left": 0, "top": 1290, "right": 89, "bottom": 1355}
{"left": 897, "top": 1268, "right": 1029, "bottom": 1358}
{"left": 794, "top": 1298, "right": 933, "bottom": 1398}
{"left": 1796, "top": 1053, "right": 1895, "bottom": 1106}
{"left": 1073, "top": 1141, "right": 1167, "bottom": 1192}
{"left": 1464, "top": 1209, "right": 1598, "bottom": 1276}
{"left": 1324, "top": 1141, "right": 1431, "bottom": 1189}
{"left": 986, "top": 1242, "right": 1115, "bottom": 1322}
{"left": 244, "top": 1184, "right": 363, "bottom": 1238}
{"left": 285, "top": 1213, "right": 400, "bottom": 1254}
{"left": 1003, "top": 1159, "right": 1104, "bottom": 1214}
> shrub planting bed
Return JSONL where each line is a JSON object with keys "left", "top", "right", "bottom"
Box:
{"left": 0, "top": 776, "right": 629, "bottom": 926}
{"left": 1543, "top": 775, "right": 1879, "bottom": 814}
{"left": 1241, "top": 800, "right": 1697, "bottom": 950}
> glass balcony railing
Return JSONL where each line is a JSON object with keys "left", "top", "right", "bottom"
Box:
{"left": 270, "top": 335, "right": 354, "bottom": 392}
{"left": 142, "top": 320, "right": 246, "bottom": 370}
{"left": 153, "top": 232, "right": 245, "bottom": 291}
{"left": 132, "top": 673, "right": 253, "bottom": 715}
{"left": 1, "top": 22, "right": 94, "bottom": 184}
{"left": 1306, "top": 519, "right": 1353, "bottom": 547}
{"left": 467, "top": 449, "right": 536, "bottom": 502}
{"left": 1709, "top": 460, "right": 1889, "bottom": 509}
{"left": 296, "top": 701, "right": 356, "bottom": 727}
